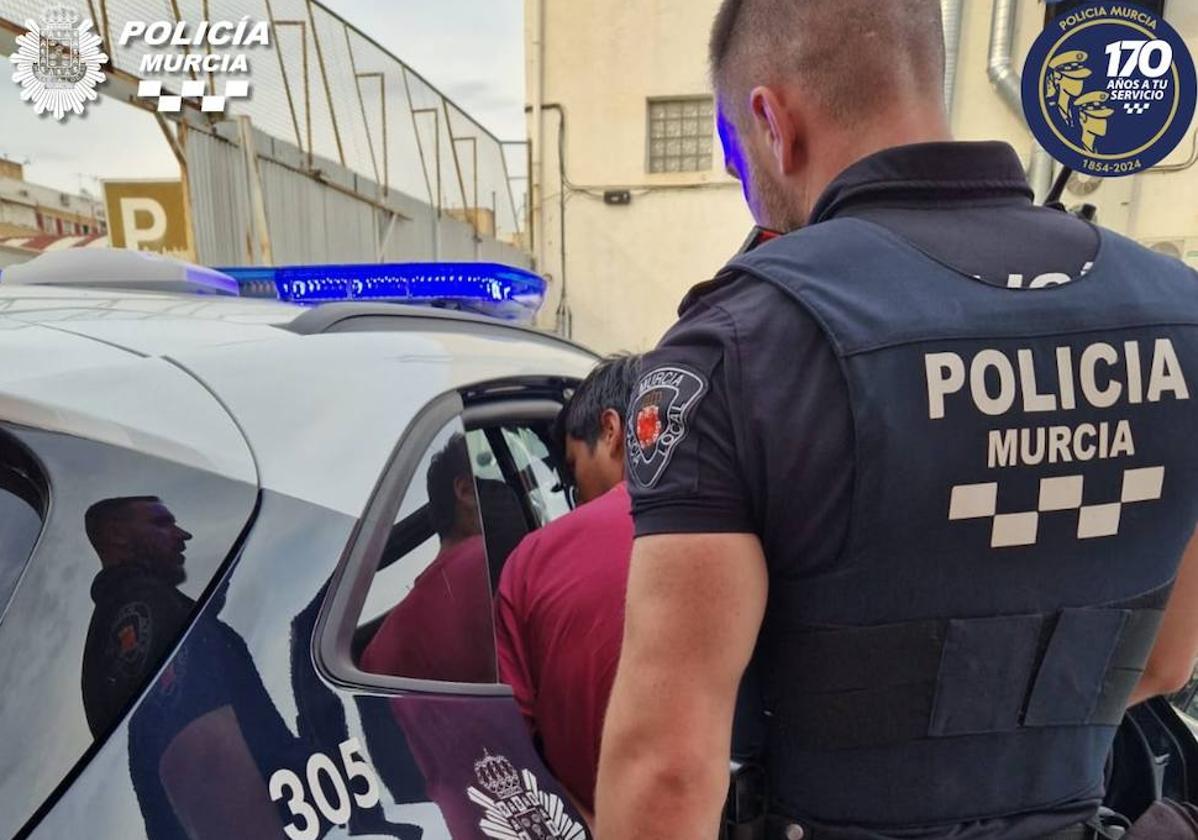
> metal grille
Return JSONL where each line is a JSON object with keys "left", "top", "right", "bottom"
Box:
{"left": 647, "top": 97, "right": 714, "bottom": 174}
{"left": 0, "top": 0, "right": 529, "bottom": 245}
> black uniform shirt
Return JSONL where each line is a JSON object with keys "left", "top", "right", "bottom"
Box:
{"left": 629, "top": 142, "right": 1100, "bottom": 586}
{"left": 81, "top": 564, "right": 194, "bottom": 738}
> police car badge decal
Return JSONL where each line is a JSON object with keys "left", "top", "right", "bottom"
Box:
{"left": 11, "top": 5, "right": 108, "bottom": 120}
{"left": 468, "top": 750, "right": 587, "bottom": 839}
{"left": 627, "top": 366, "right": 707, "bottom": 488}
{"left": 1022, "top": 2, "right": 1196, "bottom": 177}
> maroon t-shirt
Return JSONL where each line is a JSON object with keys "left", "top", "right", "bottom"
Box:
{"left": 495, "top": 483, "right": 633, "bottom": 813}
{"left": 362, "top": 534, "right": 496, "bottom": 683}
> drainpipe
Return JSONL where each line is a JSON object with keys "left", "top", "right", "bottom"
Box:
{"left": 529, "top": 0, "right": 545, "bottom": 274}
{"left": 988, "top": 0, "right": 1055, "bottom": 202}
{"left": 941, "top": 0, "right": 963, "bottom": 115}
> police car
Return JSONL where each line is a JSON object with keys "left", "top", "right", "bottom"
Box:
{"left": 0, "top": 250, "right": 597, "bottom": 840}
{"left": 0, "top": 250, "right": 1194, "bottom": 840}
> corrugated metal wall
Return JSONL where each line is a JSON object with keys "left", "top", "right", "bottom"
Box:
{"left": 186, "top": 128, "right": 256, "bottom": 266}
{"left": 185, "top": 124, "right": 532, "bottom": 269}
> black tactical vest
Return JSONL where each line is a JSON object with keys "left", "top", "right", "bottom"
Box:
{"left": 727, "top": 218, "right": 1198, "bottom": 837}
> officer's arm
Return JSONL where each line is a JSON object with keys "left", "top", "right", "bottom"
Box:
{"left": 159, "top": 705, "right": 287, "bottom": 838}
{"left": 1130, "top": 524, "right": 1198, "bottom": 706}
{"left": 595, "top": 532, "right": 767, "bottom": 840}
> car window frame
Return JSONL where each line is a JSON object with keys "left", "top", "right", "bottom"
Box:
{"left": 0, "top": 430, "right": 48, "bottom": 627}
{"left": 316, "top": 390, "right": 569, "bottom": 696}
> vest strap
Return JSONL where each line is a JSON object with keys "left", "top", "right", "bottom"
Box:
{"left": 770, "top": 604, "right": 1165, "bottom": 752}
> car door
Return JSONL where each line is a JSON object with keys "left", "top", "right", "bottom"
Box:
{"left": 315, "top": 388, "right": 591, "bottom": 840}
{"left": 1104, "top": 671, "right": 1198, "bottom": 823}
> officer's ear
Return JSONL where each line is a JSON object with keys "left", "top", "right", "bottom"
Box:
{"left": 748, "top": 84, "right": 804, "bottom": 176}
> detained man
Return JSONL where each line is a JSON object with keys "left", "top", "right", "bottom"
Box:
{"left": 495, "top": 354, "right": 642, "bottom": 821}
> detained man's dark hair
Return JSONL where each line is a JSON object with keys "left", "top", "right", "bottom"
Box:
{"left": 85, "top": 496, "right": 163, "bottom": 554}
{"left": 556, "top": 354, "right": 644, "bottom": 450}
{"left": 426, "top": 434, "right": 473, "bottom": 540}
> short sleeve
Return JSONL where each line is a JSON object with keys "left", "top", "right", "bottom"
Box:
{"left": 626, "top": 299, "right": 755, "bottom": 537}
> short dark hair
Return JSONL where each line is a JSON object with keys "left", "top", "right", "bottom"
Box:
{"left": 426, "top": 434, "right": 473, "bottom": 540}
{"left": 85, "top": 496, "right": 162, "bottom": 553}
{"left": 555, "top": 354, "right": 644, "bottom": 450}
{"left": 709, "top": 0, "right": 945, "bottom": 124}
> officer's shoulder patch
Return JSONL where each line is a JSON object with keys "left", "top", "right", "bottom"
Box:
{"left": 106, "top": 600, "right": 153, "bottom": 677}
{"left": 626, "top": 365, "right": 708, "bottom": 488}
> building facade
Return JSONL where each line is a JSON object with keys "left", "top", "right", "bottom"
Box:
{"left": 0, "top": 159, "right": 107, "bottom": 240}
{"left": 526, "top": 0, "right": 1198, "bottom": 352}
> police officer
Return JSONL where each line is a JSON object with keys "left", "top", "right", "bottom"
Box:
{"left": 81, "top": 495, "right": 194, "bottom": 736}
{"left": 594, "top": 1, "right": 1198, "bottom": 838}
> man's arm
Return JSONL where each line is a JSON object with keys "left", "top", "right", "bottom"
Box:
{"left": 595, "top": 532, "right": 767, "bottom": 840}
{"left": 1129, "top": 523, "right": 1198, "bottom": 706}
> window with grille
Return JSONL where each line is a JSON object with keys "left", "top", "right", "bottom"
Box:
{"left": 647, "top": 97, "right": 715, "bottom": 174}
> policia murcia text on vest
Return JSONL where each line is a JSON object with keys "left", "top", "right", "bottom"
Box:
{"left": 594, "top": 2, "right": 1198, "bottom": 840}
{"left": 927, "top": 339, "right": 1190, "bottom": 468}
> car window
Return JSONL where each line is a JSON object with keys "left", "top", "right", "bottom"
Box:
{"left": 499, "top": 425, "right": 573, "bottom": 526}
{"left": 0, "top": 426, "right": 257, "bottom": 840}
{"left": 356, "top": 418, "right": 499, "bottom": 684}
{"left": 0, "top": 448, "right": 45, "bottom": 623}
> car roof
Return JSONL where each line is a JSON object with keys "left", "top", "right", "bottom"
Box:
{"left": 0, "top": 285, "right": 598, "bottom": 515}
{"left": 0, "top": 285, "right": 592, "bottom": 359}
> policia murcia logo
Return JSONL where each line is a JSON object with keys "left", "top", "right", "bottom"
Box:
{"left": 1022, "top": 2, "right": 1196, "bottom": 177}
{"left": 626, "top": 366, "right": 707, "bottom": 489}
{"left": 10, "top": 5, "right": 108, "bottom": 120}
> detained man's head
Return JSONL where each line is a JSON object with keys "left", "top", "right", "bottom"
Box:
{"left": 557, "top": 354, "right": 643, "bottom": 505}
{"left": 710, "top": 0, "right": 951, "bottom": 230}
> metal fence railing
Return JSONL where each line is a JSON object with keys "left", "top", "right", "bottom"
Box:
{"left": 0, "top": 0, "right": 529, "bottom": 245}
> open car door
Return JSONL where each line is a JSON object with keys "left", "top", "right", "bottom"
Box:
{"left": 1106, "top": 680, "right": 1198, "bottom": 825}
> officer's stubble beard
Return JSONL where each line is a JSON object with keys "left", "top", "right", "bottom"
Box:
{"left": 742, "top": 141, "right": 808, "bottom": 233}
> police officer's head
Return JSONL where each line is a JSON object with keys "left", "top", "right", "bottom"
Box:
{"left": 555, "top": 354, "right": 643, "bottom": 505}
{"left": 709, "top": 0, "right": 949, "bottom": 230}
{"left": 84, "top": 496, "right": 193, "bottom": 584}
{"left": 426, "top": 434, "right": 482, "bottom": 544}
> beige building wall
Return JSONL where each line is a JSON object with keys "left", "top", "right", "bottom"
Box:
{"left": 528, "top": 1, "right": 1198, "bottom": 353}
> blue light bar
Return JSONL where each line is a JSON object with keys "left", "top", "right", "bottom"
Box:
{"left": 217, "top": 262, "right": 547, "bottom": 323}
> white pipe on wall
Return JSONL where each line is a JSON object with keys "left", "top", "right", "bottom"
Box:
{"left": 987, "top": 0, "right": 1054, "bottom": 202}
{"left": 941, "top": 0, "right": 964, "bottom": 115}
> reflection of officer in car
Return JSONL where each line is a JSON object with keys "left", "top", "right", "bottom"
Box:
{"left": 77, "top": 497, "right": 294, "bottom": 839}
{"left": 361, "top": 433, "right": 495, "bottom": 683}
{"left": 81, "top": 495, "right": 194, "bottom": 736}
{"left": 596, "top": 2, "right": 1198, "bottom": 839}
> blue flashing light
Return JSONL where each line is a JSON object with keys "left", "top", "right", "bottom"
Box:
{"left": 218, "top": 262, "right": 547, "bottom": 323}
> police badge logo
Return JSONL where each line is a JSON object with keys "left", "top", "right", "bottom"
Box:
{"left": 1021, "top": 2, "right": 1196, "bottom": 176}
{"left": 108, "top": 601, "right": 152, "bottom": 676}
{"left": 11, "top": 5, "right": 108, "bottom": 120}
{"left": 626, "top": 366, "right": 707, "bottom": 488}
{"left": 467, "top": 750, "right": 587, "bottom": 840}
